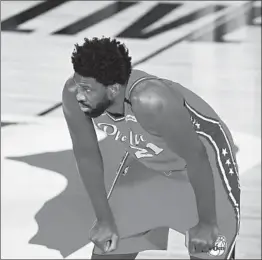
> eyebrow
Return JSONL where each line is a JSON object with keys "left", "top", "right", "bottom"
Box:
{"left": 79, "top": 83, "right": 92, "bottom": 88}
{"left": 73, "top": 77, "right": 92, "bottom": 88}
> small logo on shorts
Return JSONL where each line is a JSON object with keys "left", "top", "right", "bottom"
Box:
{"left": 208, "top": 235, "right": 227, "bottom": 257}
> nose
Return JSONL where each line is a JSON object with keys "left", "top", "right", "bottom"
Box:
{"left": 76, "top": 92, "right": 86, "bottom": 102}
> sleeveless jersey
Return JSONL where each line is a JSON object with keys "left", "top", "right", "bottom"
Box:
{"left": 92, "top": 69, "right": 236, "bottom": 176}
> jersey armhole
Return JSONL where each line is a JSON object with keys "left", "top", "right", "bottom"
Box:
{"left": 126, "top": 76, "right": 159, "bottom": 102}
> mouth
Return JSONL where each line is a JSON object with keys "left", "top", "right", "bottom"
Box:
{"left": 79, "top": 102, "right": 91, "bottom": 111}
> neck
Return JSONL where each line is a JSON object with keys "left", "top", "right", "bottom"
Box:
{"left": 106, "top": 86, "right": 126, "bottom": 115}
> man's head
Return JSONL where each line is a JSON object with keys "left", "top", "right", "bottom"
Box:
{"left": 71, "top": 37, "right": 132, "bottom": 118}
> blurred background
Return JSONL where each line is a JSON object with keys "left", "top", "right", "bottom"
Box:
{"left": 1, "top": 1, "right": 261, "bottom": 259}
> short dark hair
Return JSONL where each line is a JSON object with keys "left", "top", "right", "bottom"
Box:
{"left": 71, "top": 37, "right": 132, "bottom": 86}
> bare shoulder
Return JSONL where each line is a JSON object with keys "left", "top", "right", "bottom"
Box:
{"left": 62, "top": 76, "right": 77, "bottom": 113}
{"left": 130, "top": 79, "right": 184, "bottom": 117}
{"left": 62, "top": 76, "right": 84, "bottom": 118}
{"left": 63, "top": 76, "right": 76, "bottom": 93}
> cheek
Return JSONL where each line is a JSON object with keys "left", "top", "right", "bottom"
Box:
{"left": 87, "top": 91, "right": 100, "bottom": 104}
{"left": 97, "top": 92, "right": 108, "bottom": 103}
{"left": 89, "top": 95, "right": 102, "bottom": 108}
{"left": 89, "top": 88, "right": 108, "bottom": 107}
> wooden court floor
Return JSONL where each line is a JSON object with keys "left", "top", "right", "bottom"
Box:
{"left": 1, "top": 1, "right": 261, "bottom": 259}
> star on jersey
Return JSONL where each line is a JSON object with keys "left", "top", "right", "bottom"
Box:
{"left": 225, "top": 159, "right": 231, "bottom": 166}
{"left": 229, "top": 168, "right": 234, "bottom": 175}
{"left": 185, "top": 101, "right": 240, "bottom": 227}
{"left": 189, "top": 110, "right": 238, "bottom": 179}
{"left": 221, "top": 149, "right": 236, "bottom": 177}
{"left": 195, "top": 123, "right": 200, "bottom": 129}
{"left": 222, "top": 148, "right": 228, "bottom": 156}
{"left": 185, "top": 100, "right": 240, "bottom": 206}
{"left": 190, "top": 116, "right": 201, "bottom": 129}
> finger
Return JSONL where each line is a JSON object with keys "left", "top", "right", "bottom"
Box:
{"left": 90, "top": 236, "right": 103, "bottom": 248}
{"left": 96, "top": 237, "right": 111, "bottom": 253}
{"left": 185, "top": 231, "right": 189, "bottom": 248}
{"left": 189, "top": 237, "right": 203, "bottom": 254}
{"left": 107, "top": 234, "right": 118, "bottom": 252}
{"left": 104, "top": 240, "right": 111, "bottom": 253}
{"left": 93, "top": 240, "right": 105, "bottom": 253}
{"left": 89, "top": 230, "right": 101, "bottom": 243}
{"left": 200, "top": 243, "right": 210, "bottom": 253}
{"left": 196, "top": 241, "right": 209, "bottom": 253}
{"left": 188, "top": 240, "right": 196, "bottom": 255}
{"left": 89, "top": 236, "right": 97, "bottom": 245}
{"left": 90, "top": 235, "right": 108, "bottom": 251}
{"left": 207, "top": 239, "right": 215, "bottom": 251}
{"left": 194, "top": 242, "right": 202, "bottom": 253}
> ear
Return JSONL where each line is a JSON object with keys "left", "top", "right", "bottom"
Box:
{"left": 108, "top": 84, "right": 121, "bottom": 99}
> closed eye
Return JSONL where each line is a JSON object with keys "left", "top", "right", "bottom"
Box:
{"left": 80, "top": 85, "right": 92, "bottom": 92}
{"left": 75, "top": 81, "right": 92, "bottom": 92}
{"left": 77, "top": 86, "right": 91, "bottom": 93}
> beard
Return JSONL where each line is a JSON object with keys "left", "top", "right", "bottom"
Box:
{"left": 85, "top": 97, "right": 113, "bottom": 118}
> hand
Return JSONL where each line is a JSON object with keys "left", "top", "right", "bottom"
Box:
{"left": 185, "top": 221, "right": 219, "bottom": 255}
{"left": 89, "top": 219, "right": 119, "bottom": 254}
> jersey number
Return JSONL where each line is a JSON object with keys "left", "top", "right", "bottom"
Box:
{"left": 130, "top": 143, "right": 164, "bottom": 159}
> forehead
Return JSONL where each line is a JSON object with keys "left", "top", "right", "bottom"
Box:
{"left": 74, "top": 73, "right": 102, "bottom": 88}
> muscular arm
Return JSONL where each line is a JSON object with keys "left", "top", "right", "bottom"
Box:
{"left": 62, "top": 79, "right": 113, "bottom": 222}
{"left": 132, "top": 82, "right": 217, "bottom": 225}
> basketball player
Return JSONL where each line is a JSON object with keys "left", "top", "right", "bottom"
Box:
{"left": 62, "top": 37, "right": 240, "bottom": 259}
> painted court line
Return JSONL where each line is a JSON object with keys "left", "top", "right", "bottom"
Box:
{"left": 35, "top": 1, "right": 253, "bottom": 117}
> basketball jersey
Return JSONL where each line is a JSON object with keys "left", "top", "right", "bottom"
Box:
{"left": 92, "top": 69, "right": 236, "bottom": 176}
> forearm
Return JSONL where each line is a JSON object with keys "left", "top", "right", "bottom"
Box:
{"left": 76, "top": 157, "right": 113, "bottom": 221}
{"left": 187, "top": 150, "right": 217, "bottom": 225}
